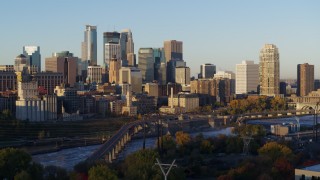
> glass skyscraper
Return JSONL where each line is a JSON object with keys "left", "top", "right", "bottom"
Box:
{"left": 23, "top": 46, "right": 41, "bottom": 72}
{"left": 82, "top": 25, "right": 97, "bottom": 66}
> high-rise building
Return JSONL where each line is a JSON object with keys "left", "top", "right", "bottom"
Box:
{"left": 175, "top": 66, "right": 190, "bottom": 85}
{"left": 164, "top": 40, "right": 183, "bottom": 62}
{"left": 259, "top": 44, "right": 280, "bottom": 96}
{"left": 167, "top": 60, "right": 186, "bottom": 83}
{"left": 153, "top": 48, "right": 166, "bottom": 84}
{"left": 45, "top": 51, "right": 77, "bottom": 87}
{"left": 82, "top": 25, "right": 97, "bottom": 66}
{"left": 103, "top": 32, "right": 120, "bottom": 67}
{"left": 236, "top": 60, "right": 259, "bottom": 94}
{"left": 214, "top": 71, "right": 235, "bottom": 94}
{"left": 138, "top": 48, "right": 154, "bottom": 83}
{"left": 120, "top": 29, "right": 134, "bottom": 66}
{"left": 297, "top": 63, "right": 314, "bottom": 96}
{"left": 200, "top": 64, "right": 216, "bottom": 79}
{"left": 23, "top": 46, "right": 41, "bottom": 72}
{"left": 104, "top": 43, "right": 121, "bottom": 68}
{"left": 87, "top": 65, "right": 102, "bottom": 84}
{"left": 14, "top": 54, "right": 27, "bottom": 72}
{"left": 0, "top": 65, "right": 14, "bottom": 72}
{"left": 119, "top": 67, "right": 142, "bottom": 94}
{"left": 109, "top": 56, "right": 120, "bottom": 84}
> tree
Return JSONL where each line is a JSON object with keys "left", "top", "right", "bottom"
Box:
{"left": 271, "top": 96, "right": 287, "bottom": 111}
{"left": 14, "top": 170, "right": 32, "bottom": 180}
{"left": 123, "top": 149, "right": 160, "bottom": 180}
{"left": 200, "top": 139, "right": 214, "bottom": 154}
{"left": 258, "top": 142, "right": 294, "bottom": 161}
{"left": 88, "top": 164, "right": 118, "bottom": 180}
{"left": 0, "top": 148, "right": 32, "bottom": 179}
{"left": 175, "top": 131, "right": 191, "bottom": 146}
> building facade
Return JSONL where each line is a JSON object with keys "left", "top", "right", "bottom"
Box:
{"left": 87, "top": 65, "right": 102, "bottom": 84}
{"left": 200, "top": 64, "right": 216, "bottom": 79}
{"left": 82, "top": 25, "right": 97, "bottom": 66}
{"left": 33, "top": 72, "right": 64, "bottom": 95}
{"left": 236, "top": 60, "right": 259, "bottom": 94}
{"left": 259, "top": 44, "right": 280, "bottom": 96}
{"left": 138, "top": 48, "right": 154, "bottom": 83}
{"left": 0, "top": 71, "right": 17, "bottom": 91}
{"left": 297, "top": 63, "right": 314, "bottom": 96}
{"left": 45, "top": 51, "right": 77, "bottom": 87}
{"left": 175, "top": 66, "right": 190, "bottom": 85}
{"left": 23, "top": 46, "right": 41, "bottom": 72}
{"left": 164, "top": 40, "right": 183, "bottom": 62}
{"left": 119, "top": 67, "right": 142, "bottom": 94}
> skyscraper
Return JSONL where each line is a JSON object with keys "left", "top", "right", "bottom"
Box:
{"left": 23, "top": 46, "right": 41, "bottom": 72}
{"left": 119, "top": 67, "right": 142, "bottom": 93}
{"left": 120, "top": 29, "right": 135, "bottom": 66}
{"left": 259, "top": 44, "right": 280, "bottom": 96}
{"left": 175, "top": 66, "right": 190, "bottom": 85}
{"left": 103, "top": 32, "right": 120, "bottom": 68}
{"left": 164, "top": 40, "right": 183, "bottom": 62}
{"left": 214, "top": 71, "right": 236, "bottom": 94}
{"left": 104, "top": 42, "right": 121, "bottom": 68}
{"left": 200, "top": 64, "right": 216, "bottom": 79}
{"left": 138, "top": 48, "right": 154, "bottom": 83}
{"left": 297, "top": 63, "right": 314, "bottom": 96}
{"left": 82, "top": 25, "right": 97, "bottom": 66}
{"left": 45, "top": 51, "right": 77, "bottom": 87}
{"left": 236, "top": 61, "right": 259, "bottom": 94}
{"left": 87, "top": 65, "right": 102, "bottom": 84}
{"left": 14, "top": 54, "right": 27, "bottom": 72}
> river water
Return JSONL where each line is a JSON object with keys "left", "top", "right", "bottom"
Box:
{"left": 32, "top": 127, "right": 233, "bottom": 171}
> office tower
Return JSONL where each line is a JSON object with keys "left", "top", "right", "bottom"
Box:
{"left": 119, "top": 67, "right": 142, "bottom": 93}
{"left": 23, "top": 46, "right": 41, "bottom": 72}
{"left": 259, "top": 44, "right": 280, "bottom": 96}
{"left": 82, "top": 25, "right": 97, "bottom": 66}
{"left": 0, "top": 71, "right": 17, "bottom": 91}
{"left": 214, "top": 71, "right": 236, "bottom": 94}
{"left": 103, "top": 32, "right": 120, "bottom": 67}
{"left": 164, "top": 40, "right": 183, "bottom": 62}
{"left": 138, "top": 48, "right": 154, "bottom": 83}
{"left": 175, "top": 66, "right": 190, "bottom": 85}
{"left": 236, "top": 60, "right": 259, "bottom": 94}
{"left": 200, "top": 64, "right": 216, "bottom": 79}
{"left": 45, "top": 51, "right": 77, "bottom": 87}
{"left": 145, "top": 83, "right": 159, "bottom": 97}
{"left": 120, "top": 29, "right": 135, "bottom": 66}
{"left": 109, "top": 56, "right": 120, "bottom": 84}
{"left": 153, "top": 48, "right": 165, "bottom": 83}
{"left": 33, "top": 72, "right": 64, "bottom": 95}
{"left": 14, "top": 54, "right": 27, "bottom": 72}
{"left": 104, "top": 42, "right": 121, "bottom": 68}
{"left": 167, "top": 59, "right": 186, "bottom": 83}
{"left": 87, "top": 65, "right": 102, "bottom": 84}
{"left": 297, "top": 63, "right": 314, "bottom": 96}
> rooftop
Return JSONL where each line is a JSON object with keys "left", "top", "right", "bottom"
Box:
{"left": 302, "top": 164, "right": 320, "bottom": 172}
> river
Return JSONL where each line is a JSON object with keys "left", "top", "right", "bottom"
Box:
{"left": 32, "top": 127, "right": 233, "bottom": 171}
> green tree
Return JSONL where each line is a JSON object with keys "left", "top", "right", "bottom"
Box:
{"left": 271, "top": 96, "right": 287, "bottom": 111}
{"left": 88, "top": 164, "right": 118, "bottom": 180}
{"left": 14, "top": 170, "right": 32, "bottom": 180}
{"left": 0, "top": 148, "right": 32, "bottom": 179}
{"left": 123, "top": 149, "right": 160, "bottom": 180}
{"left": 258, "top": 142, "right": 294, "bottom": 161}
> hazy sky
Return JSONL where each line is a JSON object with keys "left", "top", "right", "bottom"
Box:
{"left": 0, "top": 1, "right": 319, "bottom": 78}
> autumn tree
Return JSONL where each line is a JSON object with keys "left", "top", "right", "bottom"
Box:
{"left": 175, "top": 131, "right": 191, "bottom": 146}
{"left": 258, "top": 142, "right": 294, "bottom": 161}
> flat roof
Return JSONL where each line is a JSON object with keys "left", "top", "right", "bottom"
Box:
{"left": 302, "top": 164, "right": 320, "bottom": 172}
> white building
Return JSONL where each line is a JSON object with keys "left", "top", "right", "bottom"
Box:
{"left": 87, "top": 65, "right": 102, "bottom": 84}
{"left": 16, "top": 81, "right": 57, "bottom": 121}
{"left": 236, "top": 60, "right": 259, "bottom": 94}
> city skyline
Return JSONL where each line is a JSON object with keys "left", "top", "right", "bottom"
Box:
{"left": 0, "top": 1, "right": 319, "bottom": 78}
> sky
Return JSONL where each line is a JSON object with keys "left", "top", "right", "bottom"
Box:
{"left": 0, "top": 0, "right": 319, "bottom": 79}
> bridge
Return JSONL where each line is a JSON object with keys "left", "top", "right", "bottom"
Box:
{"left": 86, "top": 120, "right": 147, "bottom": 163}
{"left": 236, "top": 109, "right": 314, "bottom": 124}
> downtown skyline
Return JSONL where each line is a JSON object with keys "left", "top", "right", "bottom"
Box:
{"left": 0, "top": 1, "right": 320, "bottom": 78}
